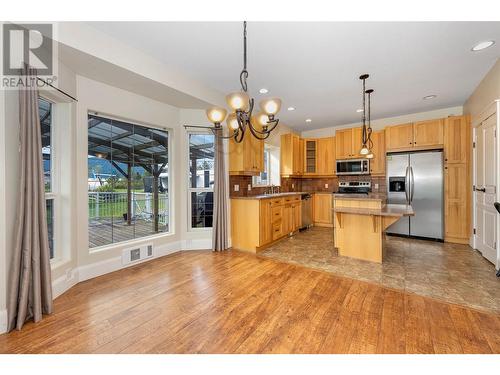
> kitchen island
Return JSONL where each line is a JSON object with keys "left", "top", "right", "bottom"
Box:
{"left": 333, "top": 194, "right": 414, "bottom": 263}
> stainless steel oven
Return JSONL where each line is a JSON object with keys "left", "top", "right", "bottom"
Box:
{"left": 336, "top": 159, "right": 370, "bottom": 175}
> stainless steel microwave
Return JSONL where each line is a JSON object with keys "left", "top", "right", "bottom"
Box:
{"left": 336, "top": 159, "right": 370, "bottom": 175}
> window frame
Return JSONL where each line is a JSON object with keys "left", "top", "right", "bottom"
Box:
{"left": 252, "top": 146, "right": 272, "bottom": 187}
{"left": 186, "top": 130, "right": 215, "bottom": 232}
{"left": 86, "top": 112, "right": 173, "bottom": 250}
{"left": 39, "top": 95, "right": 60, "bottom": 262}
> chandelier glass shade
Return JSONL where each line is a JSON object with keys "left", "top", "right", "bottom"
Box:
{"left": 201, "top": 21, "right": 281, "bottom": 143}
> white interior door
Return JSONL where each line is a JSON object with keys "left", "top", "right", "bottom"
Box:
{"left": 474, "top": 114, "right": 497, "bottom": 264}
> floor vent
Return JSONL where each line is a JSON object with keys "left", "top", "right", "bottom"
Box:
{"left": 122, "top": 243, "right": 154, "bottom": 265}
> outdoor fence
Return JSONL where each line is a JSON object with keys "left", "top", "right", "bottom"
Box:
{"left": 88, "top": 191, "right": 169, "bottom": 226}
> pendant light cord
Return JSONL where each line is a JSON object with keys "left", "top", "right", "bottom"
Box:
{"left": 240, "top": 21, "right": 249, "bottom": 92}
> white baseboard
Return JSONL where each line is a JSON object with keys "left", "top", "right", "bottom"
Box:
{"left": 182, "top": 238, "right": 212, "bottom": 251}
{"left": 0, "top": 308, "right": 7, "bottom": 334}
{"left": 52, "top": 268, "right": 79, "bottom": 299}
{"left": 51, "top": 238, "right": 211, "bottom": 299}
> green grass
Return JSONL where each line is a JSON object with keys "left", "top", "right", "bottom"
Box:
{"left": 88, "top": 193, "right": 168, "bottom": 220}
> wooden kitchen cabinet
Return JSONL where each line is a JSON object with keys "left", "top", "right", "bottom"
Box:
{"left": 313, "top": 193, "right": 333, "bottom": 227}
{"left": 292, "top": 202, "right": 301, "bottom": 231}
{"left": 229, "top": 127, "right": 264, "bottom": 175}
{"left": 351, "top": 127, "right": 363, "bottom": 158}
{"left": 316, "top": 137, "right": 335, "bottom": 176}
{"left": 369, "top": 130, "right": 386, "bottom": 175}
{"left": 335, "top": 127, "right": 363, "bottom": 159}
{"left": 304, "top": 139, "right": 318, "bottom": 175}
{"left": 444, "top": 163, "right": 470, "bottom": 243}
{"left": 444, "top": 115, "right": 470, "bottom": 164}
{"left": 231, "top": 194, "right": 302, "bottom": 252}
{"left": 335, "top": 129, "right": 353, "bottom": 159}
{"left": 443, "top": 115, "right": 471, "bottom": 244}
{"left": 414, "top": 119, "right": 444, "bottom": 148}
{"left": 259, "top": 199, "right": 273, "bottom": 245}
{"left": 385, "top": 119, "right": 444, "bottom": 152}
{"left": 280, "top": 133, "right": 303, "bottom": 176}
{"left": 385, "top": 123, "right": 414, "bottom": 151}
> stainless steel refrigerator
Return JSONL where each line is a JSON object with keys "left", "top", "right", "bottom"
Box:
{"left": 386, "top": 151, "right": 444, "bottom": 240}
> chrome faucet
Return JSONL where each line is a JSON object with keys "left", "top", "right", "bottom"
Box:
{"left": 267, "top": 184, "right": 280, "bottom": 195}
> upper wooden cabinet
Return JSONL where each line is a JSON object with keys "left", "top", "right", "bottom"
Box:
{"left": 351, "top": 127, "right": 363, "bottom": 158}
{"left": 444, "top": 115, "right": 470, "bottom": 164}
{"left": 280, "top": 133, "right": 303, "bottom": 176}
{"left": 414, "top": 119, "right": 444, "bottom": 148}
{"left": 335, "top": 127, "right": 363, "bottom": 159}
{"left": 385, "top": 123, "right": 414, "bottom": 151}
{"left": 385, "top": 120, "right": 443, "bottom": 152}
{"left": 229, "top": 130, "right": 264, "bottom": 175}
{"left": 335, "top": 129, "right": 353, "bottom": 159}
{"left": 316, "top": 137, "right": 335, "bottom": 175}
{"left": 304, "top": 139, "right": 318, "bottom": 175}
{"left": 369, "top": 130, "right": 385, "bottom": 175}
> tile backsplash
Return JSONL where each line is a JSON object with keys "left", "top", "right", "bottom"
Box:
{"left": 229, "top": 174, "right": 386, "bottom": 197}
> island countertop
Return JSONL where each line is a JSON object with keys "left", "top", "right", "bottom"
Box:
{"left": 332, "top": 193, "right": 387, "bottom": 202}
{"left": 230, "top": 192, "right": 306, "bottom": 200}
{"left": 333, "top": 203, "right": 414, "bottom": 217}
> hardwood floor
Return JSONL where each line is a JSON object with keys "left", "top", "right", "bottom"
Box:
{"left": 0, "top": 250, "right": 499, "bottom": 354}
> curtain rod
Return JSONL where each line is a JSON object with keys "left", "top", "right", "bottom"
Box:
{"left": 36, "top": 77, "right": 78, "bottom": 102}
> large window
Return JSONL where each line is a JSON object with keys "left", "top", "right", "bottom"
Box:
{"left": 188, "top": 133, "right": 214, "bottom": 229}
{"left": 39, "top": 97, "right": 55, "bottom": 259}
{"left": 87, "top": 115, "right": 170, "bottom": 248}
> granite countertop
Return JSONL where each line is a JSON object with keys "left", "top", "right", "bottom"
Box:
{"left": 230, "top": 192, "right": 307, "bottom": 200}
{"left": 332, "top": 203, "right": 414, "bottom": 217}
{"left": 333, "top": 193, "right": 387, "bottom": 202}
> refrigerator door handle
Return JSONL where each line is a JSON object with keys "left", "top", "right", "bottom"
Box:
{"left": 410, "top": 166, "right": 415, "bottom": 203}
{"left": 405, "top": 166, "right": 410, "bottom": 203}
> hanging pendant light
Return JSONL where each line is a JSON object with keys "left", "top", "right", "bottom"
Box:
{"left": 365, "top": 88, "right": 374, "bottom": 159}
{"left": 359, "top": 74, "right": 370, "bottom": 155}
{"left": 185, "top": 22, "right": 281, "bottom": 143}
{"left": 359, "top": 74, "right": 374, "bottom": 157}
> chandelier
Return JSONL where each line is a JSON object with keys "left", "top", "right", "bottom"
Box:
{"left": 359, "top": 74, "right": 374, "bottom": 159}
{"left": 202, "top": 22, "right": 282, "bottom": 143}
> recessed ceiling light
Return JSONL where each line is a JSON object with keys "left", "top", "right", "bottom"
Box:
{"left": 423, "top": 95, "right": 437, "bottom": 100}
{"left": 471, "top": 40, "right": 495, "bottom": 52}
{"left": 356, "top": 109, "right": 364, "bottom": 113}
{"left": 305, "top": 119, "right": 312, "bottom": 123}
{"left": 287, "top": 107, "right": 295, "bottom": 111}
{"left": 259, "top": 88, "right": 268, "bottom": 94}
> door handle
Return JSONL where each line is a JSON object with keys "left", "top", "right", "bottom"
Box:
{"left": 410, "top": 166, "right": 415, "bottom": 203}
{"left": 404, "top": 166, "right": 410, "bottom": 203}
{"left": 476, "top": 187, "right": 486, "bottom": 192}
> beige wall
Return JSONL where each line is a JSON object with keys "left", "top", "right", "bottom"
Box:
{"left": 463, "top": 58, "right": 500, "bottom": 119}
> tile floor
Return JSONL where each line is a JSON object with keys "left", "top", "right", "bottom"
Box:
{"left": 260, "top": 227, "right": 500, "bottom": 314}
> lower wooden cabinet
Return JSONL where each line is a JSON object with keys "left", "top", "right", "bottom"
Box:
{"left": 312, "top": 193, "right": 333, "bottom": 227}
{"left": 231, "top": 194, "right": 302, "bottom": 252}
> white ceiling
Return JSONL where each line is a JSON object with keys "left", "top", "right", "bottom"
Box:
{"left": 88, "top": 22, "right": 500, "bottom": 131}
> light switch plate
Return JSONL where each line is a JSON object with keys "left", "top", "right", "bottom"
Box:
{"left": 325, "top": 183, "right": 329, "bottom": 189}
{"left": 292, "top": 183, "right": 295, "bottom": 189}
{"left": 247, "top": 184, "right": 251, "bottom": 191}
{"left": 375, "top": 183, "right": 379, "bottom": 190}
{"left": 234, "top": 184, "right": 239, "bottom": 192}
